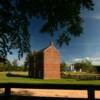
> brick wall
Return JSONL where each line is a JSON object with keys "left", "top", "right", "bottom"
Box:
{"left": 43, "top": 45, "right": 61, "bottom": 79}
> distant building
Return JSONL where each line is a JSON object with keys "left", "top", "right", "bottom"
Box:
{"left": 65, "top": 64, "right": 75, "bottom": 71}
{"left": 70, "top": 64, "right": 75, "bottom": 71}
{"left": 29, "top": 42, "right": 61, "bottom": 79}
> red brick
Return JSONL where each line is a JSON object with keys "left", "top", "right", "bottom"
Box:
{"left": 29, "top": 42, "right": 61, "bottom": 79}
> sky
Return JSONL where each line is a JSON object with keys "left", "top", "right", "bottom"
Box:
{"left": 7, "top": 0, "right": 100, "bottom": 66}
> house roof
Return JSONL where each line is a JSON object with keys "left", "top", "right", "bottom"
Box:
{"left": 34, "top": 42, "right": 60, "bottom": 56}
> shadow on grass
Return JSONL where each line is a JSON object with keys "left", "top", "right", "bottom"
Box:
{"left": 6, "top": 73, "right": 29, "bottom": 78}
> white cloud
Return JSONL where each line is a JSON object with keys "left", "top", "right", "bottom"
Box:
{"left": 90, "top": 57, "right": 100, "bottom": 65}
{"left": 73, "top": 58, "right": 83, "bottom": 62}
{"left": 82, "top": 14, "right": 100, "bottom": 20}
{"left": 92, "top": 15, "right": 100, "bottom": 20}
{"left": 73, "top": 57, "right": 100, "bottom": 65}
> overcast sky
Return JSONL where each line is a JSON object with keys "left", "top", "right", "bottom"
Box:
{"left": 7, "top": 0, "right": 100, "bottom": 66}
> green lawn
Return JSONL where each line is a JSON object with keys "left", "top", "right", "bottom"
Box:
{"left": 0, "top": 72, "right": 100, "bottom": 85}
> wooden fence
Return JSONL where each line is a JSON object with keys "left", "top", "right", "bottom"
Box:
{"left": 0, "top": 83, "right": 100, "bottom": 100}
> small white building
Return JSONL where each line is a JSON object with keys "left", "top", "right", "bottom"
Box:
{"left": 65, "top": 64, "right": 75, "bottom": 71}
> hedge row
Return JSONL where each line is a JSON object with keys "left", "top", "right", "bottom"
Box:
{"left": 62, "top": 73, "right": 100, "bottom": 80}
{"left": 0, "top": 66, "right": 25, "bottom": 71}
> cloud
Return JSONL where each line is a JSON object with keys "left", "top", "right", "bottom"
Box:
{"left": 90, "top": 57, "right": 100, "bottom": 65}
{"left": 92, "top": 15, "right": 100, "bottom": 20}
{"left": 73, "top": 58, "right": 83, "bottom": 62}
{"left": 82, "top": 14, "right": 100, "bottom": 20}
{"left": 73, "top": 57, "right": 100, "bottom": 65}
{"left": 73, "top": 57, "right": 90, "bottom": 62}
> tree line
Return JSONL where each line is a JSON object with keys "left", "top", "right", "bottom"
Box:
{"left": 0, "top": 59, "right": 24, "bottom": 71}
{"left": 61, "top": 59, "right": 97, "bottom": 73}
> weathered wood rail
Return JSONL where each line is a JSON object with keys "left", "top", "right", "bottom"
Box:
{"left": 0, "top": 83, "right": 100, "bottom": 100}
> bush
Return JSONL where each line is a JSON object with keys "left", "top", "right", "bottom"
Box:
{"left": 61, "top": 72, "right": 100, "bottom": 80}
{"left": 0, "top": 65, "right": 25, "bottom": 72}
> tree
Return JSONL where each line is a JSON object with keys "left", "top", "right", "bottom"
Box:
{"left": 5, "top": 59, "right": 12, "bottom": 71}
{"left": 0, "top": 0, "right": 94, "bottom": 58}
{"left": 60, "top": 62, "right": 67, "bottom": 72}
{"left": 24, "top": 51, "right": 37, "bottom": 76}
{"left": 74, "top": 62, "right": 82, "bottom": 71}
{"left": 74, "top": 59, "right": 96, "bottom": 73}
{"left": 24, "top": 51, "right": 37, "bottom": 71}
{"left": 0, "top": 58, "right": 12, "bottom": 71}
{"left": 24, "top": 61, "right": 28, "bottom": 71}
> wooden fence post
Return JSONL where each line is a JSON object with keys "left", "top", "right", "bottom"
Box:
{"left": 5, "top": 87, "right": 11, "bottom": 96}
{"left": 88, "top": 87, "right": 95, "bottom": 100}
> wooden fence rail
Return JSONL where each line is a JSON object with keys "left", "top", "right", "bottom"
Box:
{"left": 0, "top": 83, "right": 100, "bottom": 100}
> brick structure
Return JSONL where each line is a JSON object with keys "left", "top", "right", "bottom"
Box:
{"left": 29, "top": 42, "right": 61, "bottom": 79}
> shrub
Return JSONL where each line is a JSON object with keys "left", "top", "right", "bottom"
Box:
{"left": 61, "top": 72, "right": 100, "bottom": 80}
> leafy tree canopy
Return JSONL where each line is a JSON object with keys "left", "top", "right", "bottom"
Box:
{"left": 24, "top": 51, "right": 37, "bottom": 67}
{"left": 74, "top": 59, "right": 96, "bottom": 73}
{"left": 0, "top": 0, "right": 94, "bottom": 59}
{"left": 60, "top": 62, "right": 67, "bottom": 72}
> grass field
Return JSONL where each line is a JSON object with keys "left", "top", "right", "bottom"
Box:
{"left": 0, "top": 72, "right": 100, "bottom": 85}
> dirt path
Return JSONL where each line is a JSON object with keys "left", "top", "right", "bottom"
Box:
{"left": 11, "top": 89, "right": 100, "bottom": 99}
{"left": 0, "top": 88, "right": 100, "bottom": 98}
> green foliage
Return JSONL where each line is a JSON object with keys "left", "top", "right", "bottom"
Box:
{"left": 0, "top": 59, "right": 25, "bottom": 71}
{"left": 60, "top": 62, "right": 67, "bottom": 72}
{"left": 95, "top": 66, "right": 100, "bottom": 74}
{"left": 74, "top": 59, "right": 96, "bottom": 73}
{"left": 24, "top": 51, "right": 37, "bottom": 68}
{"left": 0, "top": 59, "right": 12, "bottom": 71}
{"left": 0, "top": 0, "right": 30, "bottom": 58}
{"left": 62, "top": 72, "right": 100, "bottom": 80}
{"left": 0, "top": 0, "right": 94, "bottom": 58}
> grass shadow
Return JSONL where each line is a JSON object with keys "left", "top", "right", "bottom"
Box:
{"left": 6, "top": 73, "right": 29, "bottom": 78}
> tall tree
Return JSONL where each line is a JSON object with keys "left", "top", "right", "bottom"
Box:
{"left": 74, "top": 59, "right": 96, "bottom": 73}
{"left": 24, "top": 51, "right": 37, "bottom": 76}
{"left": 24, "top": 51, "right": 37, "bottom": 70}
{"left": 5, "top": 59, "right": 12, "bottom": 71}
{"left": 0, "top": 0, "right": 94, "bottom": 58}
{"left": 60, "top": 62, "right": 67, "bottom": 72}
